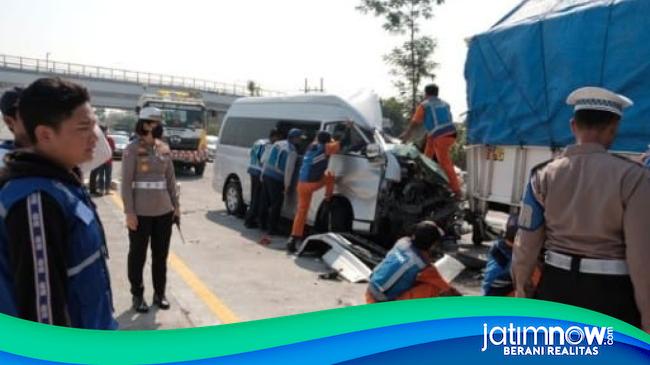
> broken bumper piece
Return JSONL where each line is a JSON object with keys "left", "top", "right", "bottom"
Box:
{"left": 297, "top": 233, "right": 387, "bottom": 283}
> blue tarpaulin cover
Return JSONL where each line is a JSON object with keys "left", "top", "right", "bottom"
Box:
{"left": 464, "top": 0, "right": 650, "bottom": 152}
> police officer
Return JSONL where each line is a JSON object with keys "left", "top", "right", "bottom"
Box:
{"left": 0, "top": 77, "right": 117, "bottom": 329}
{"left": 122, "top": 107, "right": 179, "bottom": 313}
{"left": 513, "top": 87, "right": 650, "bottom": 332}
{"left": 0, "top": 87, "right": 29, "bottom": 166}
{"left": 244, "top": 129, "right": 282, "bottom": 228}
{"left": 400, "top": 84, "right": 460, "bottom": 197}
{"left": 258, "top": 128, "right": 303, "bottom": 237}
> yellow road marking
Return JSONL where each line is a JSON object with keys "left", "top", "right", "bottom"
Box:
{"left": 107, "top": 192, "right": 240, "bottom": 324}
{"left": 168, "top": 252, "right": 240, "bottom": 324}
{"left": 108, "top": 192, "right": 125, "bottom": 211}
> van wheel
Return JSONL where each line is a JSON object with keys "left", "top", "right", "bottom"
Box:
{"left": 224, "top": 179, "right": 245, "bottom": 216}
{"left": 194, "top": 163, "right": 206, "bottom": 177}
{"left": 323, "top": 199, "right": 353, "bottom": 233}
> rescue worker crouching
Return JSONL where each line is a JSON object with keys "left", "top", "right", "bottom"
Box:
{"left": 513, "top": 87, "right": 650, "bottom": 333}
{"left": 0, "top": 77, "right": 117, "bottom": 329}
{"left": 258, "top": 128, "right": 304, "bottom": 238}
{"left": 366, "top": 221, "right": 461, "bottom": 303}
{"left": 482, "top": 214, "right": 519, "bottom": 296}
{"left": 122, "top": 106, "right": 179, "bottom": 313}
{"left": 244, "top": 129, "right": 282, "bottom": 228}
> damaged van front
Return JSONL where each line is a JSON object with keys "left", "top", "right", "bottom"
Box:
{"left": 323, "top": 123, "right": 462, "bottom": 247}
{"left": 375, "top": 143, "right": 462, "bottom": 246}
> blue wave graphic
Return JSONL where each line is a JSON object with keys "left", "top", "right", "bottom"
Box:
{"left": 339, "top": 336, "right": 650, "bottom": 365}
{"left": 0, "top": 351, "right": 69, "bottom": 365}
{"left": 172, "top": 316, "right": 649, "bottom": 364}
{"left": 0, "top": 316, "right": 647, "bottom": 364}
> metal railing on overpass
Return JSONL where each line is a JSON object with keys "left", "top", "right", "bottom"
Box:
{"left": 0, "top": 54, "right": 284, "bottom": 97}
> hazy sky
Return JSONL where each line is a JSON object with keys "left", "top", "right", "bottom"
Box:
{"left": 1, "top": 0, "right": 521, "bottom": 117}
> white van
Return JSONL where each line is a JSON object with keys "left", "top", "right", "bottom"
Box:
{"left": 212, "top": 93, "right": 460, "bottom": 244}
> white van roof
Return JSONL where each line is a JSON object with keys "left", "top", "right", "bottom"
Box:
{"left": 229, "top": 92, "right": 382, "bottom": 130}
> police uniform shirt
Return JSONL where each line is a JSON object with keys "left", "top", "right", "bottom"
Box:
{"left": 121, "top": 139, "right": 179, "bottom": 217}
{"left": 513, "top": 143, "right": 650, "bottom": 330}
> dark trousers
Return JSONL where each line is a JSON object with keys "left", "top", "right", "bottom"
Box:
{"left": 244, "top": 174, "right": 263, "bottom": 226}
{"left": 127, "top": 212, "right": 174, "bottom": 298}
{"left": 258, "top": 177, "right": 284, "bottom": 233}
{"left": 89, "top": 163, "right": 112, "bottom": 193}
{"left": 103, "top": 164, "right": 112, "bottom": 191}
{"left": 536, "top": 263, "right": 641, "bottom": 328}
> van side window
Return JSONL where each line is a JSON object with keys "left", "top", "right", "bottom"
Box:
{"left": 276, "top": 120, "right": 320, "bottom": 155}
{"left": 220, "top": 117, "right": 277, "bottom": 147}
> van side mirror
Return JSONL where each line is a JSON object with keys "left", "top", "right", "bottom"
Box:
{"left": 366, "top": 143, "right": 381, "bottom": 159}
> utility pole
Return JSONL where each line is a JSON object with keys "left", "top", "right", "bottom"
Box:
{"left": 302, "top": 78, "right": 325, "bottom": 93}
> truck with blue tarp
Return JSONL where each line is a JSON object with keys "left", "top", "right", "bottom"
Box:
{"left": 463, "top": 0, "right": 650, "bottom": 243}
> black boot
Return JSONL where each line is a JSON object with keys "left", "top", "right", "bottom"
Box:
{"left": 132, "top": 296, "right": 149, "bottom": 313}
{"left": 286, "top": 236, "right": 300, "bottom": 254}
{"left": 153, "top": 294, "right": 170, "bottom": 310}
{"left": 244, "top": 219, "right": 258, "bottom": 229}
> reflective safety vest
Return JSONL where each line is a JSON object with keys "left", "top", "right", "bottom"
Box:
{"left": 481, "top": 239, "right": 514, "bottom": 296}
{"left": 299, "top": 143, "right": 329, "bottom": 183}
{"left": 262, "top": 140, "right": 296, "bottom": 184}
{"left": 248, "top": 138, "right": 270, "bottom": 176}
{"left": 368, "top": 238, "right": 428, "bottom": 302}
{"left": 422, "top": 97, "right": 456, "bottom": 138}
{"left": 0, "top": 177, "right": 117, "bottom": 329}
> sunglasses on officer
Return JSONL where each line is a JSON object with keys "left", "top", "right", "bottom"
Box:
{"left": 139, "top": 122, "right": 164, "bottom": 139}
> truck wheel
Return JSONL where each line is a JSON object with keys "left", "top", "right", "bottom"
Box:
{"left": 224, "top": 179, "right": 245, "bottom": 216}
{"left": 472, "top": 217, "right": 487, "bottom": 246}
{"left": 195, "top": 163, "right": 206, "bottom": 177}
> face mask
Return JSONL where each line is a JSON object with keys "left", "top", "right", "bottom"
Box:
{"left": 152, "top": 124, "right": 164, "bottom": 139}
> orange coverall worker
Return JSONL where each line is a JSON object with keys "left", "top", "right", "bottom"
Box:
{"left": 410, "top": 97, "right": 461, "bottom": 195}
{"left": 366, "top": 265, "right": 460, "bottom": 303}
{"left": 290, "top": 137, "right": 340, "bottom": 239}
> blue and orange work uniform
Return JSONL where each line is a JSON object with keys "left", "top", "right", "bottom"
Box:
{"left": 411, "top": 96, "right": 460, "bottom": 195}
{"left": 290, "top": 140, "right": 340, "bottom": 239}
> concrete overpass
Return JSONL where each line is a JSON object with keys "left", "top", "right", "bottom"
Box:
{"left": 0, "top": 54, "right": 283, "bottom": 121}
